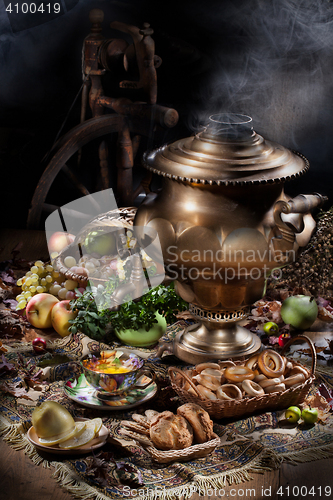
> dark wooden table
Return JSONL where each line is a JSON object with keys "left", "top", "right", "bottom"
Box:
{"left": 1, "top": 228, "right": 333, "bottom": 500}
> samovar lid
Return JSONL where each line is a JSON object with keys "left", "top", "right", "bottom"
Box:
{"left": 143, "top": 113, "right": 309, "bottom": 185}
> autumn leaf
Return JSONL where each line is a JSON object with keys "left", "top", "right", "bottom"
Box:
{"left": 0, "top": 354, "right": 16, "bottom": 374}
{"left": 23, "top": 367, "right": 45, "bottom": 388}
{"left": 116, "top": 462, "right": 144, "bottom": 487}
{"left": 296, "top": 345, "right": 327, "bottom": 355}
{"left": 0, "top": 341, "right": 7, "bottom": 353}
{"left": 0, "top": 380, "right": 33, "bottom": 399}
{"left": 3, "top": 299, "right": 19, "bottom": 311}
{"left": 0, "top": 307, "right": 26, "bottom": 337}
{"left": 85, "top": 452, "right": 118, "bottom": 487}
{"left": 0, "top": 271, "right": 16, "bottom": 286}
{"left": 304, "top": 393, "right": 332, "bottom": 423}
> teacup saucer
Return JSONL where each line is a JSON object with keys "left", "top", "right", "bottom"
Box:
{"left": 64, "top": 373, "right": 157, "bottom": 410}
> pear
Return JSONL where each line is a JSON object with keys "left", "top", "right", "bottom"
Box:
{"left": 32, "top": 401, "right": 75, "bottom": 439}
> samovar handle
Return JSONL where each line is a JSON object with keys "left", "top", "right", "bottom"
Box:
{"left": 273, "top": 193, "right": 328, "bottom": 250}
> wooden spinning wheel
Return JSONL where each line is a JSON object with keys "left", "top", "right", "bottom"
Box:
{"left": 27, "top": 9, "right": 178, "bottom": 229}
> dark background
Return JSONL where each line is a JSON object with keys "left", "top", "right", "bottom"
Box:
{"left": 1, "top": 0, "right": 333, "bottom": 230}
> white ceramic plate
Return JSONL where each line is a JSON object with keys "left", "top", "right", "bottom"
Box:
{"left": 26, "top": 418, "right": 109, "bottom": 455}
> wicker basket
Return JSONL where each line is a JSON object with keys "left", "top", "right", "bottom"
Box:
{"left": 144, "top": 434, "right": 221, "bottom": 463}
{"left": 168, "top": 335, "right": 317, "bottom": 420}
{"left": 53, "top": 207, "right": 137, "bottom": 287}
{"left": 120, "top": 425, "right": 221, "bottom": 464}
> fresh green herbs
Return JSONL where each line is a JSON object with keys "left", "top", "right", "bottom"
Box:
{"left": 68, "top": 287, "right": 111, "bottom": 341}
{"left": 68, "top": 282, "right": 188, "bottom": 340}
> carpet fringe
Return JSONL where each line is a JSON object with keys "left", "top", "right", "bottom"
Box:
{"left": 193, "top": 447, "right": 281, "bottom": 489}
{"left": 0, "top": 414, "right": 49, "bottom": 467}
{"left": 280, "top": 442, "right": 333, "bottom": 464}
{"left": 52, "top": 462, "right": 111, "bottom": 500}
{"left": 150, "top": 448, "right": 281, "bottom": 500}
{"left": 48, "top": 448, "right": 282, "bottom": 500}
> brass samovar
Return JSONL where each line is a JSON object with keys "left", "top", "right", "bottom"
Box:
{"left": 134, "top": 114, "right": 326, "bottom": 362}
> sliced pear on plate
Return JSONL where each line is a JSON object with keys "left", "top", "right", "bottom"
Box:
{"left": 85, "top": 417, "right": 103, "bottom": 436}
{"left": 38, "top": 421, "right": 86, "bottom": 446}
{"left": 58, "top": 426, "right": 96, "bottom": 449}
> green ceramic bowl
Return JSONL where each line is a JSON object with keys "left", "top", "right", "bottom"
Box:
{"left": 114, "top": 312, "right": 167, "bottom": 347}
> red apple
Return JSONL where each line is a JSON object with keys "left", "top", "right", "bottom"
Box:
{"left": 51, "top": 300, "right": 78, "bottom": 337}
{"left": 278, "top": 332, "right": 292, "bottom": 347}
{"left": 26, "top": 293, "right": 59, "bottom": 329}
{"left": 48, "top": 232, "right": 75, "bottom": 255}
{"left": 32, "top": 337, "right": 47, "bottom": 353}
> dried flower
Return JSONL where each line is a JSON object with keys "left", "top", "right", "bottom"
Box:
{"left": 272, "top": 207, "right": 333, "bottom": 299}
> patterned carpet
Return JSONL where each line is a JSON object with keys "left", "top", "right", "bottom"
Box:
{"left": 1, "top": 323, "right": 332, "bottom": 500}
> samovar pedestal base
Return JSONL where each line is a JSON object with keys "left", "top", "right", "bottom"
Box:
{"left": 157, "top": 320, "right": 261, "bottom": 363}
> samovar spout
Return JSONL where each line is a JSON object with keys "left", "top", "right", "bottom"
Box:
{"left": 272, "top": 193, "right": 328, "bottom": 255}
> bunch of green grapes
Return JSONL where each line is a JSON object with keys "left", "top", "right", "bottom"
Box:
{"left": 16, "top": 260, "right": 61, "bottom": 310}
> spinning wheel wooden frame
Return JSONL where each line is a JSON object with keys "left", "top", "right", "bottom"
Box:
{"left": 27, "top": 9, "right": 178, "bottom": 229}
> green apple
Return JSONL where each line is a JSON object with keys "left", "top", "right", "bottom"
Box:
{"left": 84, "top": 230, "right": 116, "bottom": 256}
{"left": 301, "top": 407, "right": 318, "bottom": 424}
{"left": 263, "top": 321, "right": 279, "bottom": 335}
{"left": 280, "top": 295, "right": 318, "bottom": 330}
{"left": 285, "top": 406, "right": 301, "bottom": 423}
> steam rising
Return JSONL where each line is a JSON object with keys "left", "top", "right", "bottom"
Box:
{"left": 184, "top": 0, "right": 333, "bottom": 147}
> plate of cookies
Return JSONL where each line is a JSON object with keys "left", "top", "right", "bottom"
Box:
{"left": 119, "top": 404, "right": 221, "bottom": 463}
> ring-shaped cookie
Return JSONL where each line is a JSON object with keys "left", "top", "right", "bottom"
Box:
{"left": 242, "top": 379, "right": 265, "bottom": 397}
{"left": 196, "top": 384, "right": 217, "bottom": 400}
{"left": 284, "top": 360, "right": 294, "bottom": 375}
{"left": 200, "top": 368, "right": 224, "bottom": 384}
{"left": 264, "top": 382, "right": 286, "bottom": 394}
{"left": 216, "top": 384, "right": 243, "bottom": 401}
{"left": 195, "top": 362, "right": 221, "bottom": 373}
{"left": 224, "top": 365, "right": 255, "bottom": 383}
{"left": 218, "top": 360, "right": 236, "bottom": 369}
{"left": 245, "top": 354, "right": 259, "bottom": 371}
{"left": 258, "top": 349, "right": 284, "bottom": 378}
{"left": 259, "top": 377, "right": 283, "bottom": 388}
{"left": 289, "top": 365, "right": 309, "bottom": 379}
{"left": 284, "top": 373, "right": 305, "bottom": 387}
{"left": 192, "top": 373, "right": 221, "bottom": 391}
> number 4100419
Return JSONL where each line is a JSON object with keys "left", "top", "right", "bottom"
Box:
{"left": 6, "top": 3, "right": 61, "bottom": 14}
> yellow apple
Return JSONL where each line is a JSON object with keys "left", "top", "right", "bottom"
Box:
{"left": 26, "top": 293, "right": 59, "bottom": 328}
{"left": 51, "top": 300, "right": 78, "bottom": 337}
{"left": 48, "top": 231, "right": 75, "bottom": 255}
